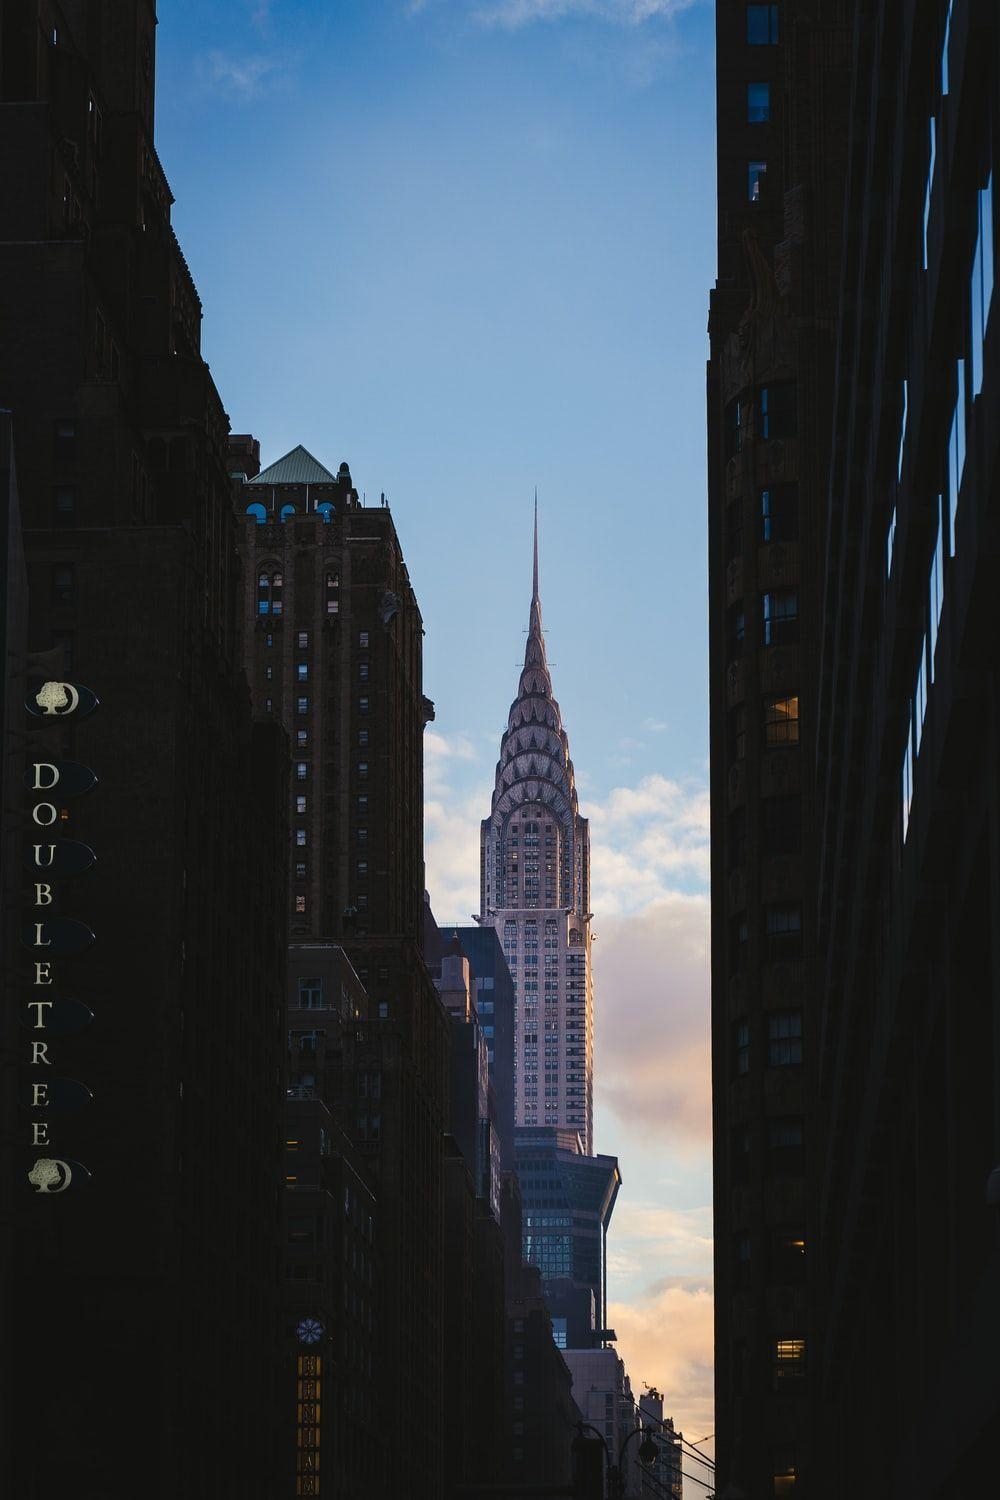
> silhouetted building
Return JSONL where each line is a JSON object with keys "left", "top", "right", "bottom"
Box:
{"left": 813, "top": 1, "right": 1000, "bottom": 1493}
{"left": 707, "top": 2, "right": 852, "bottom": 1494}
{"left": 0, "top": 6, "right": 288, "bottom": 1494}
{"left": 507, "top": 1263, "right": 582, "bottom": 1489}
{"left": 238, "top": 448, "right": 450, "bottom": 1497}
{"left": 637, "top": 1388, "right": 682, "bottom": 1500}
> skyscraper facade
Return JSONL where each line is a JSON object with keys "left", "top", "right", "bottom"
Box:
{"left": 480, "top": 513, "right": 593, "bottom": 1148}
{"left": 707, "top": 2, "right": 852, "bottom": 1494}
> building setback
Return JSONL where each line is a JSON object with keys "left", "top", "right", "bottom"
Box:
{"left": 0, "top": 4, "right": 288, "bottom": 1493}
{"left": 814, "top": 1, "right": 1000, "bottom": 1492}
{"left": 237, "top": 445, "right": 451, "bottom": 1498}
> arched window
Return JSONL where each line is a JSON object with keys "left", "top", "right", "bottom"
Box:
{"left": 246, "top": 501, "right": 267, "bottom": 524}
{"left": 316, "top": 501, "right": 334, "bottom": 523}
{"left": 257, "top": 567, "right": 283, "bottom": 616}
{"left": 326, "top": 572, "right": 339, "bottom": 616}
{"left": 279, "top": 503, "right": 296, "bottom": 523}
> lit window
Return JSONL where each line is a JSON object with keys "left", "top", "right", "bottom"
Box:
{"left": 358, "top": 761, "right": 369, "bottom": 779}
{"left": 295, "top": 829, "right": 307, "bottom": 847}
{"left": 359, "top": 697, "right": 369, "bottom": 714}
{"left": 357, "top": 794, "right": 369, "bottom": 812}
{"left": 296, "top": 762, "right": 308, "bottom": 781}
{"left": 747, "top": 4, "right": 779, "bottom": 44}
{"left": 747, "top": 81, "right": 770, "bottom": 121}
{"left": 297, "top": 730, "right": 308, "bottom": 746}
{"left": 763, "top": 694, "right": 799, "bottom": 746}
{"left": 296, "top": 796, "right": 306, "bottom": 813}
{"left": 297, "top": 631, "right": 309, "bottom": 648}
{"left": 748, "top": 160, "right": 767, "bottom": 201}
{"left": 773, "top": 1447, "right": 798, "bottom": 1497}
{"left": 297, "top": 663, "right": 308, "bottom": 682}
{"left": 359, "top": 662, "right": 369, "bottom": 681}
{"left": 767, "top": 1009, "right": 803, "bottom": 1065}
{"left": 773, "top": 1339, "right": 806, "bottom": 1388}
{"left": 295, "top": 895, "right": 306, "bottom": 913}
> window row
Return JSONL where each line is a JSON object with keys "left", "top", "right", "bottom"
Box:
{"left": 733, "top": 1010, "right": 803, "bottom": 1074}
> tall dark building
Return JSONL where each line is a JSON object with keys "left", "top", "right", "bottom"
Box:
{"left": 814, "top": 1, "right": 1000, "bottom": 1492}
{"left": 238, "top": 447, "right": 450, "bottom": 1498}
{"left": 0, "top": 4, "right": 288, "bottom": 1494}
{"left": 707, "top": 2, "right": 852, "bottom": 1494}
{"left": 711, "top": 2, "right": 1000, "bottom": 1496}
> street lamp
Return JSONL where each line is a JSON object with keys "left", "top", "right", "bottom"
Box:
{"left": 574, "top": 1421, "right": 658, "bottom": 1499}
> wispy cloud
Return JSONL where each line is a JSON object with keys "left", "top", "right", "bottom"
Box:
{"left": 196, "top": 48, "right": 293, "bottom": 101}
{"left": 473, "top": 0, "right": 701, "bottom": 27}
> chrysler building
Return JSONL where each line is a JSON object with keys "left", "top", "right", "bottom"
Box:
{"left": 480, "top": 510, "right": 594, "bottom": 1152}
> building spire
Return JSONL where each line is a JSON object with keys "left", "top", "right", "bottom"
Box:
{"left": 532, "top": 489, "right": 539, "bottom": 604}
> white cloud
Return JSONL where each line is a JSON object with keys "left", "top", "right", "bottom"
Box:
{"left": 589, "top": 773, "right": 711, "bottom": 915}
{"left": 200, "top": 49, "right": 288, "bottom": 99}
{"left": 473, "top": 0, "right": 701, "bottom": 27}
{"left": 608, "top": 1279, "right": 715, "bottom": 1444}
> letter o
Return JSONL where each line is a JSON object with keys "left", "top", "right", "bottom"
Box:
{"left": 32, "top": 803, "right": 58, "bottom": 826}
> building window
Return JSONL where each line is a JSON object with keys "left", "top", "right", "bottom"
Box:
{"left": 725, "top": 395, "right": 745, "bottom": 458}
{"left": 734, "top": 1019, "right": 750, "bottom": 1076}
{"left": 762, "top": 589, "right": 798, "bottom": 646}
{"left": 747, "top": 81, "right": 771, "bottom": 122}
{"left": 748, "top": 160, "right": 767, "bottom": 202}
{"left": 763, "top": 694, "right": 799, "bottom": 746}
{"left": 297, "top": 730, "right": 308, "bottom": 747}
{"left": 760, "top": 485, "right": 797, "bottom": 542}
{"left": 295, "top": 862, "right": 306, "bottom": 879}
{"left": 726, "top": 499, "right": 744, "bottom": 558}
{"left": 297, "top": 663, "right": 308, "bottom": 682}
{"left": 54, "top": 418, "right": 76, "bottom": 461}
{"left": 357, "top": 861, "right": 368, "bottom": 878}
{"left": 759, "top": 381, "right": 796, "bottom": 439}
{"left": 357, "top": 794, "right": 369, "bottom": 812}
{"left": 358, "top": 729, "right": 369, "bottom": 746}
{"left": 773, "top": 1340, "right": 806, "bottom": 1390}
{"left": 296, "top": 795, "right": 306, "bottom": 813}
{"left": 53, "top": 488, "right": 77, "bottom": 526}
{"left": 296, "top": 762, "right": 308, "bottom": 781}
{"left": 378, "top": 1001, "right": 389, "bottom": 1019}
{"left": 923, "top": 116, "right": 937, "bottom": 271}
{"left": 295, "top": 895, "right": 306, "bottom": 914}
{"left": 297, "top": 630, "right": 309, "bottom": 648}
{"left": 767, "top": 1116, "right": 805, "bottom": 1173}
{"left": 295, "top": 829, "right": 307, "bottom": 847}
{"left": 762, "top": 795, "right": 801, "bottom": 853}
{"left": 358, "top": 827, "right": 368, "bottom": 844}
{"left": 359, "top": 631, "right": 369, "bottom": 647}
{"left": 265, "top": 665, "right": 273, "bottom": 680}
{"left": 257, "top": 568, "right": 283, "bottom": 616}
{"left": 359, "top": 696, "right": 369, "bottom": 714}
{"left": 264, "top": 698, "right": 272, "bottom": 713}
{"left": 765, "top": 906, "right": 802, "bottom": 962}
{"left": 728, "top": 604, "right": 746, "bottom": 651}
{"left": 326, "top": 572, "right": 339, "bottom": 614}
{"left": 266, "top": 633, "right": 274, "bottom": 647}
{"left": 297, "top": 697, "right": 308, "bottom": 715}
{"left": 298, "top": 977, "right": 324, "bottom": 1009}
{"left": 52, "top": 564, "right": 75, "bottom": 606}
{"left": 358, "top": 762, "right": 369, "bottom": 779}
{"left": 359, "top": 662, "right": 369, "bottom": 681}
{"left": 767, "top": 1009, "right": 803, "bottom": 1065}
{"left": 747, "top": 4, "right": 779, "bottom": 44}
{"left": 770, "top": 1230, "right": 806, "bottom": 1284}
{"left": 971, "top": 169, "right": 994, "bottom": 398}
{"left": 947, "top": 357, "right": 967, "bottom": 554}
{"left": 773, "top": 1448, "right": 798, "bottom": 1497}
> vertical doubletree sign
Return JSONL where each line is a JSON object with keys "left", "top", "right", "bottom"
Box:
{"left": 21, "top": 678, "right": 100, "bottom": 1194}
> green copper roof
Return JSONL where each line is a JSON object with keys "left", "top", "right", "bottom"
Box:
{"left": 248, "top": 445, "right": 337, "bottom": 486}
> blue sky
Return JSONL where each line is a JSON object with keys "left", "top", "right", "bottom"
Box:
{"left": 156, "top": 0, "right": 717, "bottom": 1451}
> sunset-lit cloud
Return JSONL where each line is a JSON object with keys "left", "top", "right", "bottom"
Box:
{"left": 609, "top": 1278, "right": 715, "bottom": 1451}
